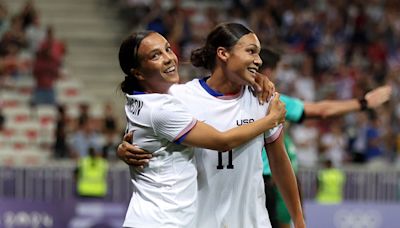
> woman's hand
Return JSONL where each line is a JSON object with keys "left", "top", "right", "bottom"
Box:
{"left": 117, "top": 132, "right": 152, "bottom": 169}
{"left": 250, "top": 72, "right": 275, "bottom": 105}
{"left": 267, "top": 93, "right": 286, "bottom": 127}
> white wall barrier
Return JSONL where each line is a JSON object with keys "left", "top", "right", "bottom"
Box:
{"left": 1, "top": 164, "right": 400, "bottom": 202}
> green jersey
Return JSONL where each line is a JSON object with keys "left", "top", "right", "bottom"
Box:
{"left": 262, "top": 94, "right": 304, "bottom": 175}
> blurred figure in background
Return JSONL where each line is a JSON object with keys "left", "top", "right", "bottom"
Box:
{"left": 101, "top": 102, "right": 119, "bottom": 161}
{"left": 25, "top": 12, "right": 46, "bottom": 53}
{"left": 31, "top": 26, "right": 64, "bottom": 105}
{"left": 0, "top": 2, "right": 9, "bottom": 38}
{"left": 102, "top": 102, "right": 118, "bottom": 136}
{"left": 19, "top": 0, "right": 37, "bottom": 30}
{"left": 75, "top": 147, "right": 108, "bottom": 199}
{"left": 68, "top": 117, "right": 102, "bottom": 159}
{"left": 320, "top": 122, "right": 348, "bottom": 167}
{"left": 38, "top": 25, "right": 65, "bottom": 64}
{"left": 0, "top": 108, "right": 5, "bottom": 131}
{"left": 54, "top": 105, "right": 70, "bottom": 159}
{"left": 365, "top": 111, "right": 385, "bottom": 165}
{"left": 315, "top": 158, "right": 345, "bottom": 204}
{"left": 77, "top": 103, "right": 90, "bottom": 129}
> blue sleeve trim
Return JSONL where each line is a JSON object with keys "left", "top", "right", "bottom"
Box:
{"left": 174, "top": 131, "right": 190, "bottom": 144}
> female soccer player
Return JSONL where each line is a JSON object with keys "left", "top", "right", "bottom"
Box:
{"left": 118, "top": 30, "right": 287, "bottom": 227}
{"left": 119, "top": 23, "right": 305, "bottom": 228}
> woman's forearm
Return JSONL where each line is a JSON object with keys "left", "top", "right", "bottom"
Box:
{"left": 265, "top": 133, "right": 304, "bottom": 226}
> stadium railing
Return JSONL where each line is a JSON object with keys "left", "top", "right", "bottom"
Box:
{"left": 0, "top": 163, "right": 399, "bottom": 202}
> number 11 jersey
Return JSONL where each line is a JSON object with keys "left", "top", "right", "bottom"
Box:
{"left": 169, "top": 78, "right": 282, "bottom": 228}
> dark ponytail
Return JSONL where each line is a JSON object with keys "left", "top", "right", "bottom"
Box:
{"left": 190, "top": 45, "right": 215, "bottom": 71}
{"left": 190, "top": 22, "right": 253, "bottom": 71}
{"left": 118, "top": 31, "right": 154, "bottom": 94}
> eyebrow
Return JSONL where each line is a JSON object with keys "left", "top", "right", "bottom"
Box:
{"left": 236, "top": 40, "right": 260, "bottom": 49}
{"left": 248, "top": 44, "right": 260, "bottom": 49}
{"left": 246, "top": 44, "right": 261, "bottom": 52}
{"left": 147, "top": 42, "right": 170, "bottom": 56}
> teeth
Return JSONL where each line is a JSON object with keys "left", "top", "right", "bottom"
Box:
{"left": 165, "top": 66, "right": 175, "bottom": 73}
{"left": 248, "top": 68, "right": 257, "bottom": 74}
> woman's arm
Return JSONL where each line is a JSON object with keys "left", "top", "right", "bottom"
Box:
{"left": 182, "top": 94, "right": 286, "bottom": 151}
{"left": 117, "top": 94, "right": 285, "bottom": 165}
{"left": 303, "top": 85, "right": 391, "bottom": 118}
{"left": 117, "top": 132, "right": 152, "bottom": 168}
{"left": 266, "top": 132, "right": 305, "bottom": 228}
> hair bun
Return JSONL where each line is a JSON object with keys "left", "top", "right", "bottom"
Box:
{"left": 190, "top": 47, "right": 207, "bottom": 68}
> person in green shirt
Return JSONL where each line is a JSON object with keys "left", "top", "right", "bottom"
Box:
{"left": 259, "top": 48, "right": 392, "bottom": 228}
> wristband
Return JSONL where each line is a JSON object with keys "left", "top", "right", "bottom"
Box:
{"left": 359, "top": 98, "right": 368, "bottom": 111}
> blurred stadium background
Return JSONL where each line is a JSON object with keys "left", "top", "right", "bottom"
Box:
{"left": 0, "top": 0, "right": 399, "bottom": 227}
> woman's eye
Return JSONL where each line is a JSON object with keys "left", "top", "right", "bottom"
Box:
{"left": 151, "top": 53, "right": 160, "bottom": 59}
{"left": 166, "top": 47, "right": 172, "bottom": 52}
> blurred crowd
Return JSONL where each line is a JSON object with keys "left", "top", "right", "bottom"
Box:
{"left": 1, "top": 0, "right": 400, "bottom": 168}
{"left": 112, "top": 0, "right": 400, "bottom": 168}
{"left": 0, "top": 0, "right": 121, "bottom": 163}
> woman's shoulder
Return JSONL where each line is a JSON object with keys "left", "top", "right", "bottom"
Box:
{"left": 126, "top": 93, "right": 174, "bottom": 102}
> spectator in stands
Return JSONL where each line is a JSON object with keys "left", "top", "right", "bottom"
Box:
{"left": 143, "top": 0, "right": 166, "bottom": 35}
{"left": 68, "top": 117, "right": 102, "bottom": 159}
{"left": 25, "top": 12, "right": 45, "bottom": 53}
{"left": 0, "top": 43, "right": 30, "bottom": 77}
{"left": 38, "top": 25, "right": 65, "bottom": 65}
{"left": 54, "top": 105, "right": 69, "bottom": 159}
{"left": 0, "top": 2, "right": 9, "bottom": 39}
{"left": 102, "top": 133, "right": 118, "bottom": 161}
{"left": 320, "top": 122, "right": 348, "bottom": 167}
{"left": 0, "top": 16, "right": 27, "bottom": 56}
{"left": 350, "top": 112, "right": 369, "bottom": 163}
{"left": 365, "top": 111, "right": 385, "bottom": 163}
{"left": 101, "top": 102, "right": 119, "bottom": 161}
{"left": 102, "top": 102, "right": 117, "bottom": 135}
{"left": 291, "top": 119, "right": 319, "bottom": 168}
{"left": 75, "top": 147, "right": 108, "bottom": 198}
{"left": 0, "top": 17, "right": 30, "bottom": 79}
{"left": 0, "top": 108, "right": 5, "bottom": 131}
{"left": 31, "top": 35, "right": 60, "bottom": 105}
{"left": 19, "top": 0, "right": 37, "bottom": 30}
{"left": 76, "top": 103, "right": 90, "bottom": 130}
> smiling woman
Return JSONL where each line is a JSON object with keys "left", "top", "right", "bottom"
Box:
{"left": 191, "top": 24, "right": 263, "bottom": 94}
{"left": 119, "top": 31, "right": 179, "bottom": 94}
{"left": 118, "top": 30, "right": 287, "bottom": 227}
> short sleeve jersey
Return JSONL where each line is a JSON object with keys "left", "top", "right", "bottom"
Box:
{"left": 123, "top": 93, "right": 198, "bottom": 228}
{"left": 169, "top": 78, "right": 283, "bottom": 228}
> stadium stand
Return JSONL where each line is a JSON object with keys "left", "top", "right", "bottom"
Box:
{"left": 0, "top": 0, "right": 399, "bottom": 207}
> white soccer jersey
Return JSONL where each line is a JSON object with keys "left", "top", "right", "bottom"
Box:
{"left": 169, "top": 78, "right": 283, "bottom": 228}
{"left": 122, "top": 93, "right": 198, "bottom": 228}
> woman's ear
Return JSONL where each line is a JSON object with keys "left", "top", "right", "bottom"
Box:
{"left": 216, "top": 47, "right": 229, "bottom": 62}
{"left": 130, "top": 68, "right": 145, "bottom": 81}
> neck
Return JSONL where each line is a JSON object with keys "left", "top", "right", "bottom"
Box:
{"left": 142, "top": 82, "right": 174, "bottom": 94}
{"left": 206, "top": 68, "right": 242, "bottom": 94}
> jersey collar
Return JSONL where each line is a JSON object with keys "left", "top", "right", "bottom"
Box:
{"left": 199, "top": 77, "right": 224, "bottom": 97}
{"left": 199, "top": 77, "right": 243, "bottom": 99}
{"left": 131, "top": 91, "right": 146, "bottom": 95}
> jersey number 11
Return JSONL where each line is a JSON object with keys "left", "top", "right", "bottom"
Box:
{"left": 217, "top": 150, "right": 234, "bottom": 169}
